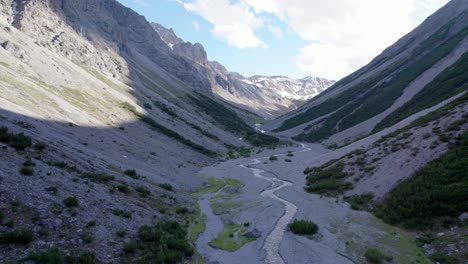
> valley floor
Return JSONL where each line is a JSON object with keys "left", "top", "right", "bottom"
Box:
{"left": 195, "top": 143, "right": 429, "bottom": 264}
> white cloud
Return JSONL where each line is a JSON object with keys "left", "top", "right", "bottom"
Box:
{"left": 179, "top": 0, "right": 450, "bottom": 79}
{"left": 181, "top": 0, "right": 266, "bottom": 48}
{"left": 246, "top": 0, "right": 449, "bottom": 79}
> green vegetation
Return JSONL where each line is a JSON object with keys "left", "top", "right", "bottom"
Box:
{"left": 276, "top": 21, "right": 467, "bottom": 142}
{"left": 289, "top": 219, "right": 319, "bottom": 235}
{"left": 124, "top": 169, "right": 137, "bottom": 177}
{"left": 0, "top": 126, "right": 32, "bottom": 150}
{"left": 123, "top": 221, "right": 193, "bottom": 263}
{"left": 304, "top": 162, "right": 353, "bottom": 196}
{"left": 154, "top": 100, "right": 220, "bottom": 141}
{"left": 116, "top": 229, "right": 127, "bottom": 238}
{"left": 0, "top": 229, "right": 34, "bottom": 244}
{"left": 134, "top": 186, "right": 151, "bottom": 197}
{"left": 80, "top": 232, "right": 94, "bottom": 243}
{"left": 20, "top": 165, "right": 34, "bottom": 176}
{"left": 409, "top": 92, "right": 468, "bottom": 129}
{"left": 47, "top": 160, "right": 79, "bottom": 172}
{"left": 210, "top": 194, "right": 242, "bottom": 215}
{"left": 86, "top": 221, "right": 97, "bottom": 228}
{"left": 188, "top": 211, "right": 207, "bottom": 244}
{"left": 269, "top": 155, "right": 278, "bottom": 161}
{"left": 188, "top": 93, "right": 279, "bottom": 147}
{"left": 122, "top": 102, "right": 217, "bottom": 157}
{"left": 117, "top": 184, "right": 129, "bottom": 193}
{"left": 63, "top": 197, "right": 79, "bottom": 207}
{"left": 375, "top": 52, "right": 468, "bottom": 132}
{"left": 81, "top": 172, "right": 114, "bottom": 183}
{"left": 176, "top": 207, "right": 189, "bottom": 215}
{"left": 197, "top": 176, "right": 242, "bottom": 195}
{"left": 113, "top": 209, "right": 132, "bottom": 218}
{"left": 344, "top": 193, "right": 374, "bottom": 211}
{"left": 375, "top": 132, "right": 468, "bottom": 229}
{"left": 25, "top": 248, "right": 96, "bottom": 264}
{"left": 159, "top": 183, "right": 173, "bottom": 191}
{"left": 209, "top": 224, "right": 255, "bottom": 252}
{"left": 365, "top": 247, "right": 393, "bottom": 264}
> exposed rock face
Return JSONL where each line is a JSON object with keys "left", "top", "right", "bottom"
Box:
{"left": 153, "top": 23, "right": 335, "bottom": 118}
{"left": 151, "top": 22, "right": 182, "bottom": 49}
{"left": 0, "top": 0, "right": 214, "bottom": 94}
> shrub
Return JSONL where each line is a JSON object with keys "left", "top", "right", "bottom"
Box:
{"left": 290, "top": 219, "right": 319, "bottom": 235}
{"left": 304, "top": 162, "right": 352, "bottom": 196}
{"left": 81, "top": 232, "right": 94, "bottom": 243}
{"left": 135, "top": 186, "right": 151, "bottom": 197}
{"left": 47, "top": 160, "right": 79, "bottom": 172}
{"left": 81, "top": 172, "right": 114, "bottom": 183}
{"left": 374, "top": 132, "right": 468, "bottom": 229}
{"left": 10, "top": 133, "right": 32, "bottom": 150}
{"left": 129, "top": 221, "right": 193, "bottom": 262}
{"left": 117, "top": 184, "right": 129, "bottom": 193}
{"left": 124, "top": 169, "right": 137, "bottom": 177}
{"left": 344, "top": 193, "right": 374, "bottom": 211}
{"left": 159, "top": 183, "right": 173, "bottom": 191}
{"left": 0, "top": 229, "right": 34, "bottom": 244}
{"left": 26, "top": 248, "right": 65, "bottom": 263}
{"left": 123, "top": 240, "right": 138, "bottom": 254}
{"left": 176, "top": 207, "right": 189, "bottom": 214}
{"left": 116, "top": 229, "right": 127, "bottom": 237}
{"left": 113, "top": 209, "right": 132, "bottom": 218}
{"left": 45, "top": 186, "right": 58, "bottom": 195}
{"left": 63, "top": 197, "right": 79, "bottom": 207}
{"left": 34, "top": 142, "right": 47, "bottom": 151}
{"left": 269, "top": 155, "right": 278, "bottom": 161}
{"left": 0, "top": 210, "right": 4, "bottom": 221}
{"left": 26, "top": 249, "right": 95, "bottom": 264}
{"left": 365, "top": 247, "right": 393, "bottom": 264}
{"left": 20, "top": 166, "right": 34, "bottom": 176}
{"left": 86, "top": 221, "right": 97, "bottom": 228}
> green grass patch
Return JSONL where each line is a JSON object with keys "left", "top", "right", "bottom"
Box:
{"left": 209, "top": 224, "right": 255, "bottom": 252}
{"left": 365, "top": 247, "right": 393, "bottom": 264}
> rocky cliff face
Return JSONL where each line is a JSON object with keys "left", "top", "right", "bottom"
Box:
{"left": 152, "top": 23, "right": 335, "bottom": 118}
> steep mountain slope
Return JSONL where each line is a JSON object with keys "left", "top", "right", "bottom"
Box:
{"left": 267, "top": 0, "right": 467, "bottom": 145}
{"left": 152, "top": 23, "right": 335, "bottom": 118}
{"left": 0, "top": 0, "right": 278, "bottom": 262}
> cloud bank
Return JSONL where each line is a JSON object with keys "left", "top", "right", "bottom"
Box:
{"left": 179, "top": 0, "right": 449, "bottom": 79}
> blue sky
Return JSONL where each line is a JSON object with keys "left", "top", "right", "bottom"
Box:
{"left": 117, "top": 0, "right": 449, "bottom": 80}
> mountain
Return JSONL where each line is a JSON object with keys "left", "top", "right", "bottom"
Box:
{"left": 0, "top": 0, "right": 467, "bottom": 263}
{"left": 267, "top": 0, "right": 467, "bottom": 144}
{"left": 0, "top": 0, "right": 279, "bottom": 262}
{"left": 152, "top": 23, "right": 335, "bottom": 118}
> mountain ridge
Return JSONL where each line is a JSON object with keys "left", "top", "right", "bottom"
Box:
{"left": 152, "top": 22, "right": 335, "bottom": 118}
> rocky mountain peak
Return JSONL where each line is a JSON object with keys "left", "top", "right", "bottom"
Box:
{"left": 151, "top": 22, "right": 182, "bottom": 49}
